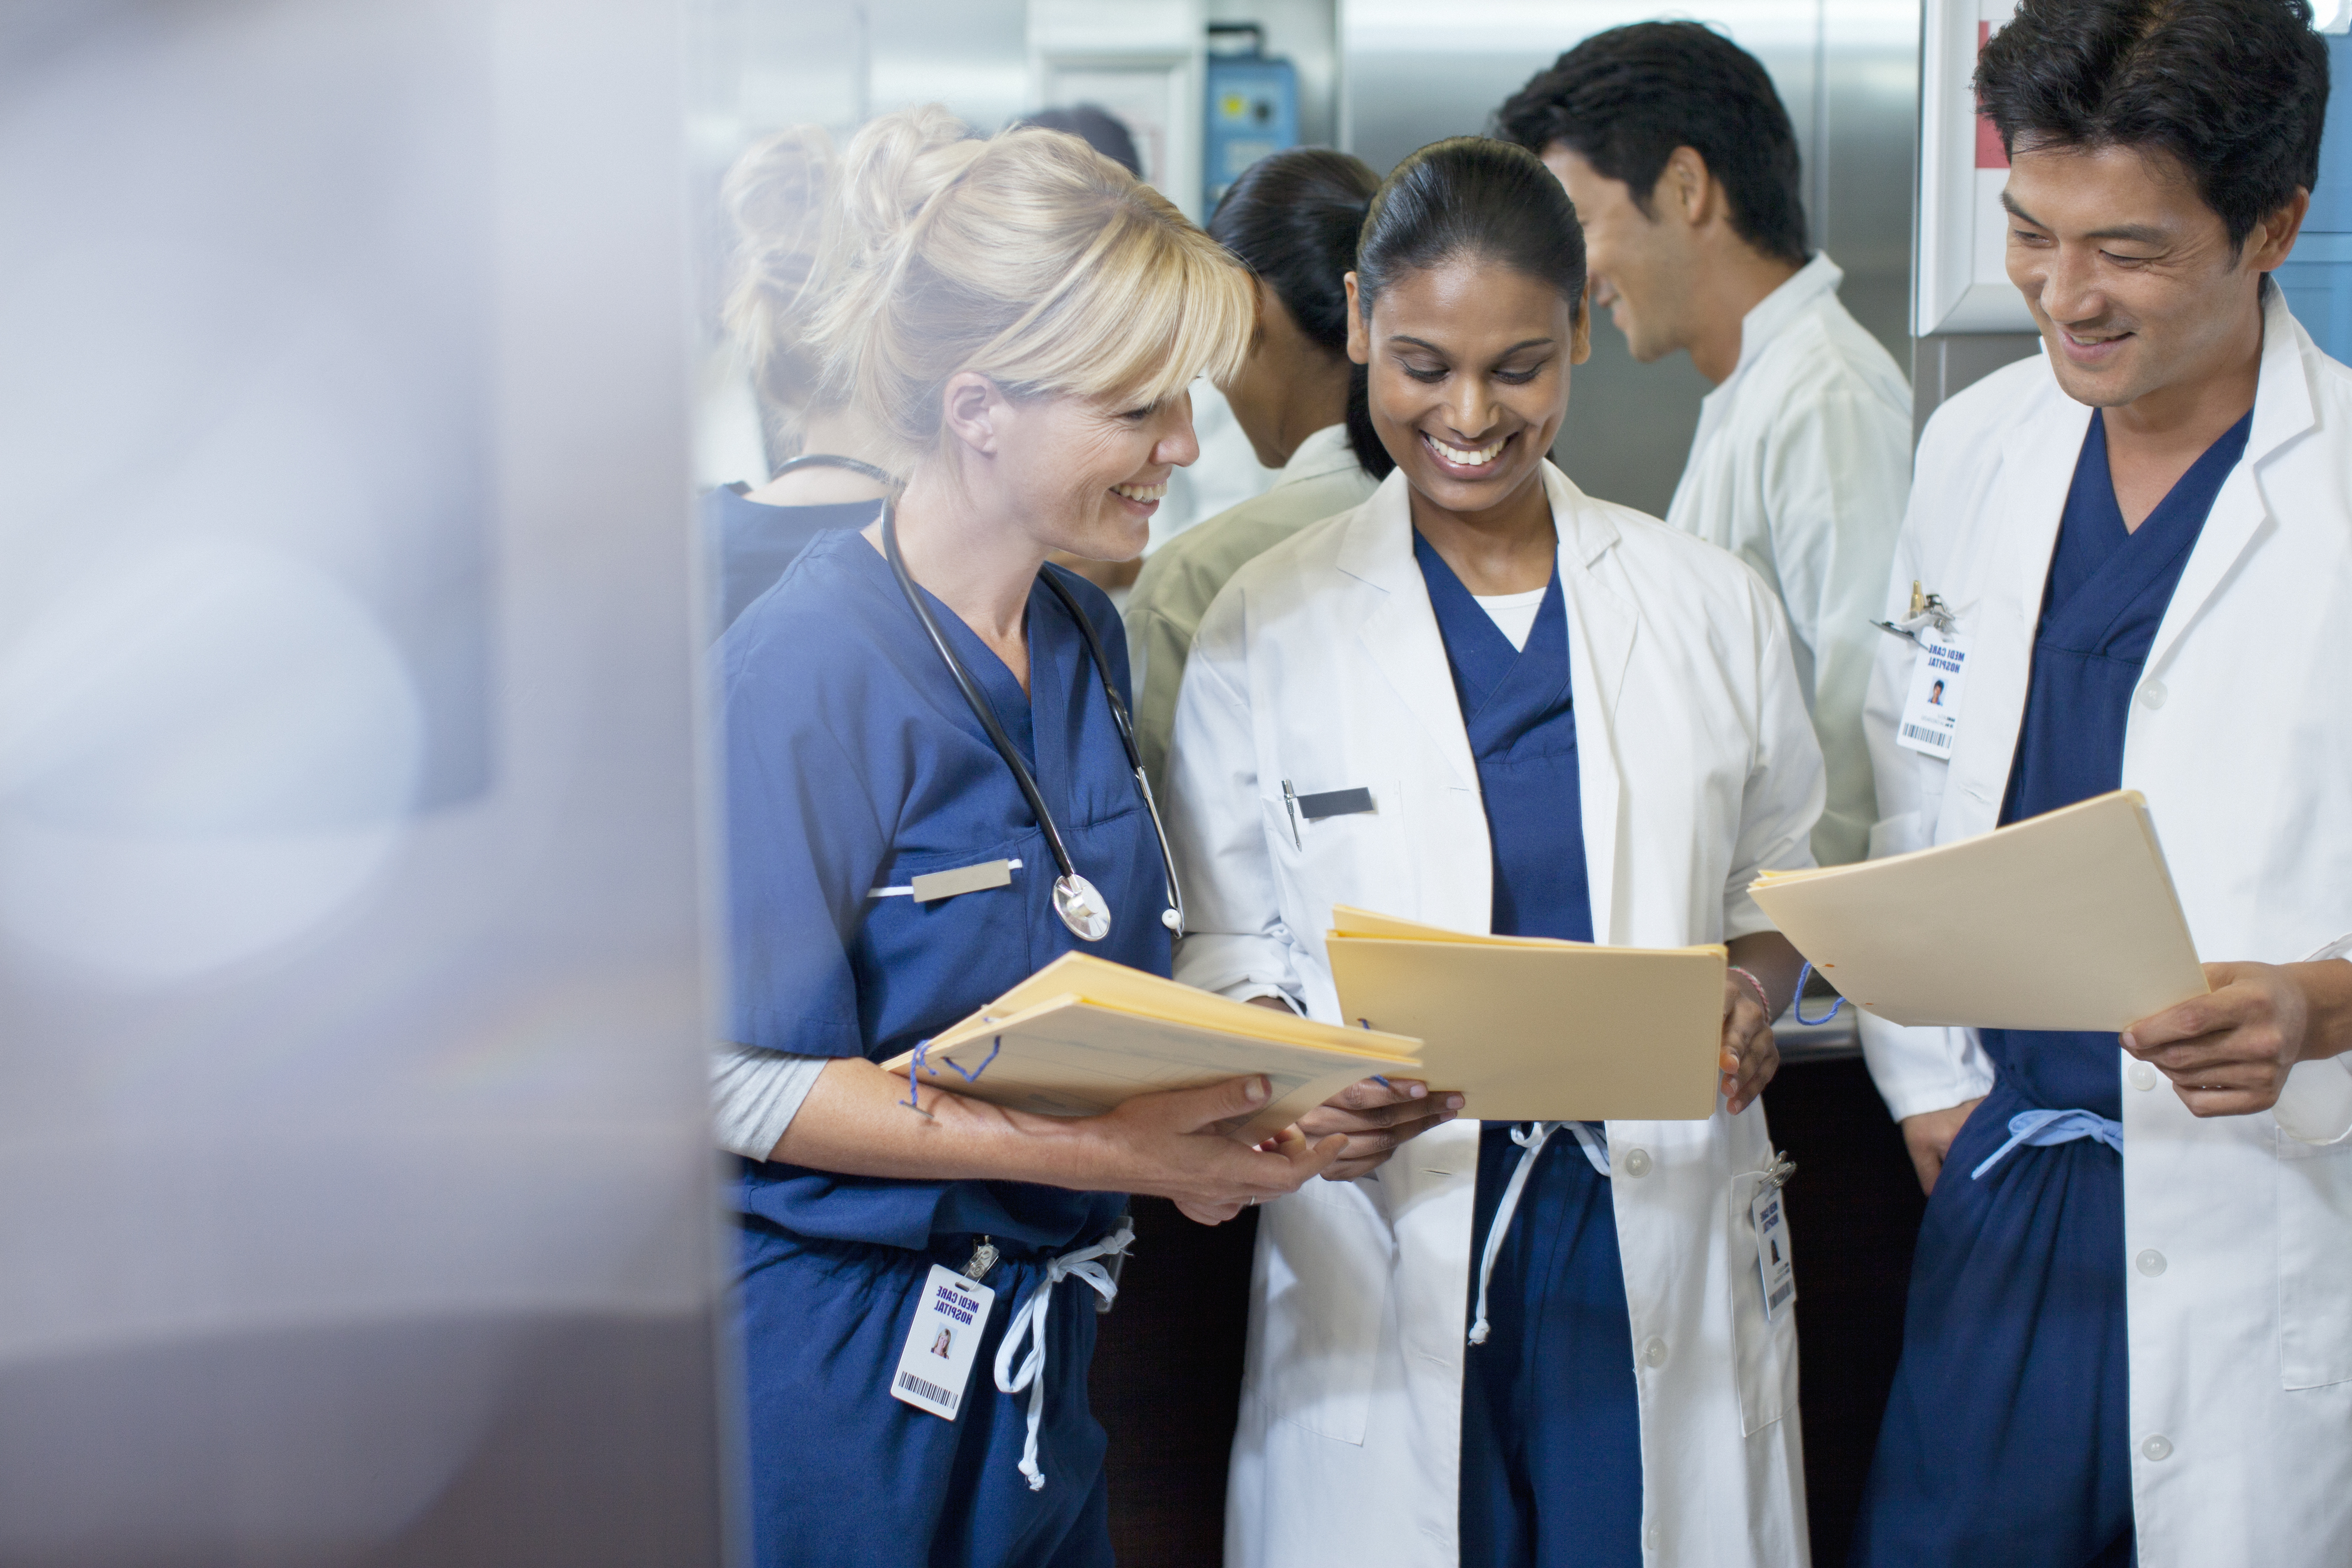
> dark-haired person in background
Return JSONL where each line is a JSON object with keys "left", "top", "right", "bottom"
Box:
{"left": 1499, "top": 23, "right": 1910, "bottom": 866}
{"left": 1009, "top": 103, "right": 1142, "bottom": 178}
{"left": 1852, "top": 2, "right": 2352, "bottom": 1564}
{"left": 1125, "top": 149, "right": 1385, "bottom": 789}
{"left": 1166, "top": 135, "right": 1822, "bottom": 1568}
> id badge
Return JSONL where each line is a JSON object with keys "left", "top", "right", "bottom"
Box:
{"left": 891, "top": 1264, "right": 996, "bottom": 1420}
{"left": 1895, "top": 629, "right": 1968, "bottom": 758}
{"left": 1750, "top": 1184, "right": 1796, "bottom": 1321}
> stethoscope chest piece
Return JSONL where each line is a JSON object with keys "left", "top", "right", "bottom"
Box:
{"left": 882, "top": 497, "right": 1185, "bottom": 946}
{"left": 1053, "top": 873, "right": 1114, "bottom": 942}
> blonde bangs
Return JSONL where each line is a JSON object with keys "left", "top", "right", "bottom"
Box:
{"left": 980, "top": 195, "right": 1255, "bottom": 413}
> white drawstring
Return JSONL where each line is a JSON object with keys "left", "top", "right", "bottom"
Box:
{"left": 992, "top": 1220, "right": 1134, "bottom": 1491}
{"left": 1470, "top": 1122, "right": 1556, "bottom": 1345}
{"left": 1468, "top": 1122, "right": 1610, "bottom": 1346}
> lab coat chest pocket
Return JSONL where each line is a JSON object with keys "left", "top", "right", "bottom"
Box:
{"left": 1725, "top": 1171, "right": 1799, "bottom": 1434}
{"left": 2275, "top": 1134, "right": 2352, "bottom": 1390}
{"left": 1257, "top": 1178, "right": 1394, "bottom": 1445}
{"left": 1261, "top": 776, "right": 1407, "bottom": 927}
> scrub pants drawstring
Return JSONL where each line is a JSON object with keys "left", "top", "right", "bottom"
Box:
{"left": 992, "top": 1219, "right": 1135, "bottom": 1491}
{"left": 1468, "top": 1123, "right": 1611, "bottom": 1346}
{"left": 1969, "top": 1108, "right": 2123, "bottom": 1180}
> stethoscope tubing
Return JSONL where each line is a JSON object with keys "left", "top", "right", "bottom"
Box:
{"left": 879, "top": 497, "right": 1185, "bottom": 937}
{"left": 769, "top": 451, "right": 901, "bottom": 487}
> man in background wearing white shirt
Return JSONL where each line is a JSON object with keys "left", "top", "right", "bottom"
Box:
{"left": 1500, "top": 24, "right": 1911, "bottom": 865}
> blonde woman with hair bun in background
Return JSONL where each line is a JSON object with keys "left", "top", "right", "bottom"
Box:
{"left": 708, "top": 105, "right": 1344, "bottom": 1568}
{"left": 705, "top": 124, "right": 902, "bottom": 633}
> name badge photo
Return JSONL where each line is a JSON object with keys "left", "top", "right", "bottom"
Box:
{"left": 891, "top": 1264, "right": 996, "bottom": 1420}
{"left": 1896, "top": 630, "right": 1968, "bottom": 758}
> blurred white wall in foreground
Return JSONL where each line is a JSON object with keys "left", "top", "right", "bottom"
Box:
{"left": 0, "top": 1, "right": 727, "bottom": 1562}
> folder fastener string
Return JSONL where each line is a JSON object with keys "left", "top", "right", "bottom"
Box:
{"left": 1792, "top": 962, "right": 1844, "bottom": 1026}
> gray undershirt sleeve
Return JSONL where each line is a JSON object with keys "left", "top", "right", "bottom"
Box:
{"left": 712, "top": 1044, "right": 833, "bottom": 1161}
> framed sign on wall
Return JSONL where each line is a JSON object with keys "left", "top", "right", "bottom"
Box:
{"left": 1914, "top": 0, "right": 2037, "bottom": 336}
{"left": 1029, "top": 0, "right": 1205, "bottom": 221}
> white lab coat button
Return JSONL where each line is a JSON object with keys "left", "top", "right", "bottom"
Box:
{"left": 2139, "top": 680, "right": 2167, "bottom": 709}
{"left": 1622, "top": 1147, "right": 1653, "bottom": 1178}
{"left": 1639, "top": 1336, "right": 1668, "bottom": 1368}
{"left": 2136, "top": 1248, "right": 2167, "bottom": 1277}
{"left": 2142, "top": 1434, "right": 2173, "bottom": 1462}
{"left": 2128, "top": 1061, "right": 2158, "bottom": 1091}
{"left": 1645, "top": 1524, "right": 1662, "bottom": 1551}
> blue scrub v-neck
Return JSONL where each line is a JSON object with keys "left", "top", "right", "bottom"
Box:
{"left": 1411, "top": 530, "right": 1593, "bottom": 945}
{"left": 1852, "top": 406, "right": 2253, "bottom": 1568}
{"left": 721, "top": 529, "right": 1163, "bottom": 1250}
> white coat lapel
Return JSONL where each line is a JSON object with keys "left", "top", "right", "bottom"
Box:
{"left": 1336, "top": 473, "right": 1478, "bottom": 789}
{"left": 1545, "top": 466, "right": 1635, "bottom": 943}
{"left": 2144, "top": 289, "right": 2315, "bottom": 676}
{"left": 1943, "top": 390, "right": 2085, "bottom": 829}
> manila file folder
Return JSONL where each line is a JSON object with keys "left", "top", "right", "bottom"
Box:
{"left": 1746, "top": 789, "right": 2207, "bottom": 1030}
{"left": 883, "top": 952, "right": 1422, "bottom": 1144}
{"left": 1325, "top": 907, "right": 1727, "bottom": 1121}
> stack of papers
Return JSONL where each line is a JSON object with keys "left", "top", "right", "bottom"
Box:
{"left": 1746, "top": 790, "right": 2207, "bottom": 1030}
{"left": 1325, "top": 907, "right": 1727, "bottom": 1121}
{"left": 884, "top": 953, "right": 1422, "bottom": 1143}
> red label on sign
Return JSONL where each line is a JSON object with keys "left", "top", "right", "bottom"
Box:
{"left": 1975, "top": 21, "right": 2010, "bottom": 169}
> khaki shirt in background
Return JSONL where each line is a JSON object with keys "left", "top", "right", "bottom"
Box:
{"left": 1665, "top": 252, "right": 1913, "bottom": 867}
{"left": 1126, "top": 422, "right": 1379, "bottom": 791}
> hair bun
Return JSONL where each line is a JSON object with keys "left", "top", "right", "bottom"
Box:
{"left": 831, "top": 104, "right": 984, "bottom": 268}
{"left": 804, "top": 104, "right": 1253, "bottom": 475}
{"left": 722, "top": 125, "right": 834, "bottom": 345}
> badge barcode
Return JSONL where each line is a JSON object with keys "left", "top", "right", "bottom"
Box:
{"left": 898, "top": 1369, "right": 957, "bottom": 1409}
{"left": 1769, "top": 1282, "right": 1795, "bottom": 1312}
{"left": 1901, "top": 722, "right": 1951, "bottom": 748}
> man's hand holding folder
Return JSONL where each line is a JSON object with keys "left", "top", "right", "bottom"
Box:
{"left": 1747, "top": 789, "right": 2352, "bottom": 1142}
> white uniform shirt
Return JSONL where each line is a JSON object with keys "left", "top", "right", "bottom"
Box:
{"left": 1666, "top": 252, "right": 1912, "bottom": 866}
{"left": 1861, "top": 288, "right": 2352, "bottom": 1566}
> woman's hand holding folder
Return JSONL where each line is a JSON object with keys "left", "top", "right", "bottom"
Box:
{"left": 776, "top": 1058, "right": 1347, "bottom": 1219}
{"left": 1721, "top": 932, "right": 1801, "bottom": 1116}
{"left": 1234, "top": 995, "right": 1467, "bottom": 1188}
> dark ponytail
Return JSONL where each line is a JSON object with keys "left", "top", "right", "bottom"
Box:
{"left": 1207, "top": 148, "right": 1383, "bottom": 478}
{"left": 1350, "top": 137, "right": 1588, "bottom": 479}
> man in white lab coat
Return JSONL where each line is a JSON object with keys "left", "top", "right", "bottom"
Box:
{"left": 1852, "top": 2, "right": 2352, "bottom": 1564}
{"left": 1500, "top": 24, "right": 1911, "bottom": 865}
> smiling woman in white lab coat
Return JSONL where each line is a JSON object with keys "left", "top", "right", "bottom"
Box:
{"left": 1163, "top": 137, "right": 1826, "bottom": 1568}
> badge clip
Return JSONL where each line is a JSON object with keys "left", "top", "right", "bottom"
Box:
{"left": 1872, "top": 580, "right": 1957, "bottom": 645}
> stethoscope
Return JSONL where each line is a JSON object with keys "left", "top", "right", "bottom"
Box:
{"left": 765, "top": 451, "right": 900, "bottom": 488}
{"left": 879, "top": 494, "right": 1186, "bottom": 942}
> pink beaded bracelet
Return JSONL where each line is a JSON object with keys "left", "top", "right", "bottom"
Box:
{"left": 1727, "top": 964, "right": 1774, "bottom": 1017}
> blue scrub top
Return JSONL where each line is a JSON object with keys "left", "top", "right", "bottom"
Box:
{"left": 1413, "top": 531, "right": 1593, "bottom": 944}
{"left": 1983, "top": 407, "right": 2253, "bottom": 1116}
{"left": 719, "top": 528, "right": 1165, "bottom": 1252}
{"left": 705, "top": 484, "right": 885, "bottom": 634}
